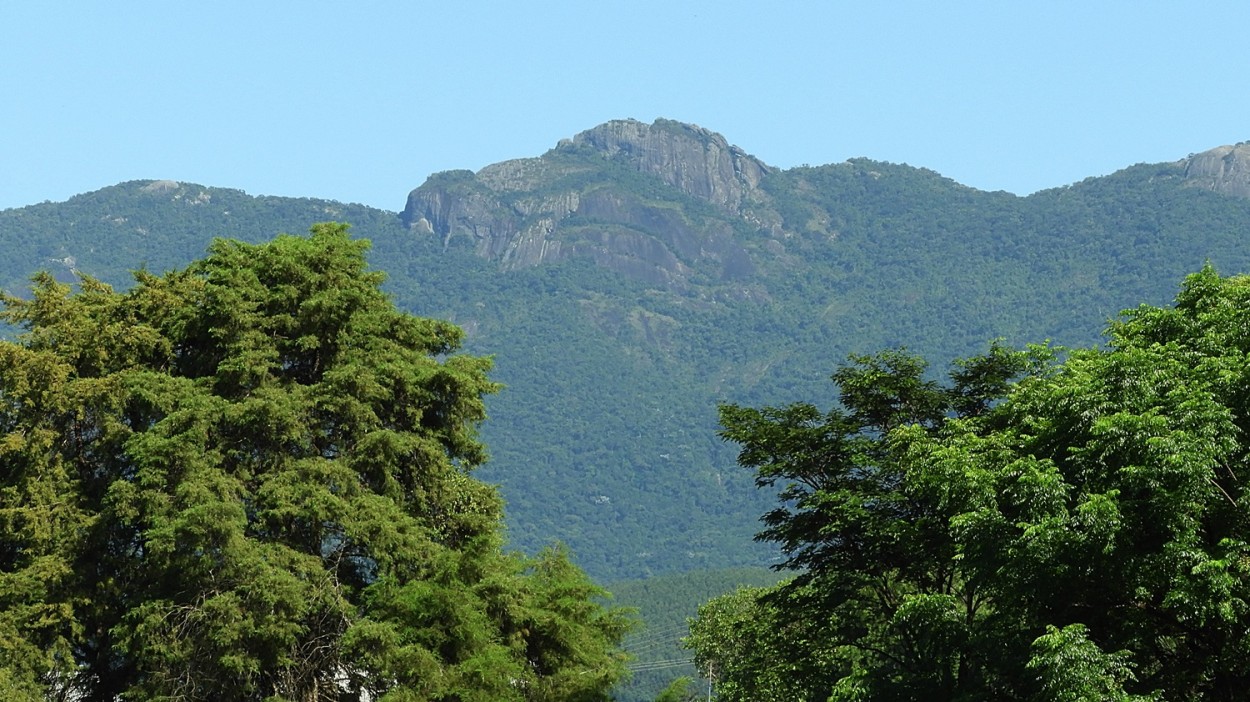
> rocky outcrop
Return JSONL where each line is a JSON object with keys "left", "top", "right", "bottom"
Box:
{"left": 401, "top": 171, "right": 523, "bottom": 261}
{"left": 569, "top": 119, "right": 770, "bottom": 211}
{"left": 1181, "top": 144, "right": 1250, "bottom": 199}
{"left": 400, "top": 119, "right": 766, "bottom": 290}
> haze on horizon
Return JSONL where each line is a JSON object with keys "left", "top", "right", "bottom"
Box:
{"left": 4, "top": 2, "right": 1248, "bottom": 212}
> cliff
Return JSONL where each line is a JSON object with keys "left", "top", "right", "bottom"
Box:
{"left": 1181, "top": 143, "right": 1250, "bottom": 198}
{"left": 400, "top": 119, "right": 769, "bottom": 289}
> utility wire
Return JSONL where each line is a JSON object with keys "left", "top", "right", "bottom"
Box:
{"left": 627, "top": 657, "right": 695, "bottom": 672}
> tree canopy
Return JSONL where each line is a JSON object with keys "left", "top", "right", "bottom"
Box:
{"left": 0, "top": 223, "right": 630, "bottom": 701}
{"left": 691, "top": 266, "right": 1250, "bottom": 700}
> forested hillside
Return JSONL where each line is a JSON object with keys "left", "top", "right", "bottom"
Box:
{"left": 4, "top": 119, "right": 1250, "bottom": 582}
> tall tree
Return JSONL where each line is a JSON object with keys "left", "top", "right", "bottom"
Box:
{"left": 0, "top": 224, "right": 630, "bottom": 701}
{"left": 711, "top": 344, "right": 1036, "bottom": 700}
{"left": 694, "top": 267, "right": 1250, "bottom": 700}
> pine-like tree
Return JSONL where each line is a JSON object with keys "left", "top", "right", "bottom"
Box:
{"left": 0, "top": 224, "right": 630, "bottom": 701}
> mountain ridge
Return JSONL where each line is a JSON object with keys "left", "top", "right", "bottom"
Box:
{"left": 399, "top": 119, "right": 1250, "bottom": 297}
{"left": 11, "top": 119, "right": 1250, "bottom": 215}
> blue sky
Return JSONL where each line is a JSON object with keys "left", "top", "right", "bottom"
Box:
{"left": 4, "top": 2, "right": 1247, "bottom": 212}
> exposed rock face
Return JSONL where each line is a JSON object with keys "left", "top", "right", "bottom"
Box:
{"left": 1181, "top": 144, "right": 1250, "bottom": 199}
{"left": 570, "top": 118, "right": 770, "bottom": 211}
{"left": 400, "top": 119, "right": 768, "bottom": 290}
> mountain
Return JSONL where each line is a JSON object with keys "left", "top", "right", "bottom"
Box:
{"left": 0, "top": 181, "right": 408, "bottom": 292}
{"left": 5, "top": 119, "right": 1250, "bottom": 582}
{"left": 400, "top": 119, "right": 766, "bottom": 287}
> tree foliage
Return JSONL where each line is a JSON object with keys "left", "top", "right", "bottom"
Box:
{"left": 0, "top": 224, "right": 630, "bottom": 701}
{"left": 684, "top": 584, "right": 799, "bottom": 702}
{"left": 692, "top": 266, "right": 1250, "bottom": 700}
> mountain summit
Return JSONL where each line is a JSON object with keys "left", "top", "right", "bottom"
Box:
{"left": 1181, "top": 142, "right": 1250, "bottom": 199}
{"left": 567, "top": 118, "right": 771, "bottom": 210}
{"left": 400, "top": 119, "right": 767, "bottom": 288}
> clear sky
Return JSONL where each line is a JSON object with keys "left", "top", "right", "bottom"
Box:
{"left": 4, "top": 2, "right": 1247, "bottom": 212}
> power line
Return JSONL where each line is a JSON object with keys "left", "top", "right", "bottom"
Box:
{"left": 627, "top": 657, "right": 695, "bottom": 673}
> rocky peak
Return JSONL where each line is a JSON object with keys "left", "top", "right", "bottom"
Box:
{"left": 569, "top": 118, "right": 770, "bottom": 210}
{"left": 1181, "top": 143, "right": 1250, "bottom": 199}
{"left": 400, "top": 119, "right": 763, "bottom": 290}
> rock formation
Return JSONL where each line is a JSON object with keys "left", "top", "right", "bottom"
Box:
{"left": 569, "top": 118, "right": 769, "bottom": 211}
{"left": 400, "top": 119, "right": 769, "bottom": 289}
{"left": 1181, "top": 143, "right": 1250, "bottom": 199}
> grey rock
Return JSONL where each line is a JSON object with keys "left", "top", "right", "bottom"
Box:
{"left": 1181, "top": 143, "right": 1250, "bottom": 198}
{"left": 569, "top": 118, "right": 770, "bottom": 211}
{"left": 399, "top": 119, "right": 766, "bottom": 291}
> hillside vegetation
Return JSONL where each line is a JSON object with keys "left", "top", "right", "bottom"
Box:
{"left": 4, "top": 119, "right": 1250, "bottom": 582}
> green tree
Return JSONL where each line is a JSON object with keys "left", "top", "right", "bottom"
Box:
{"left": 0, "top": 224, "right": 630, "bottom": 701}
{"left": 1025, "top": 624, "right": 1156, "bottom": 702}
{"left": 684, "top": 584, "right": 808, "bottom": 702}
{"left": 652, "top": 676, "right": 698, "bottom": 702}
{"left": 695, "top": 267, "right": 1250, "bottom": 700}
{"left": 710, "top": 343, "right": 1037, "bottom": 700}
{"left": 949, "top": 265, "right": 1250, "bottom": 699}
